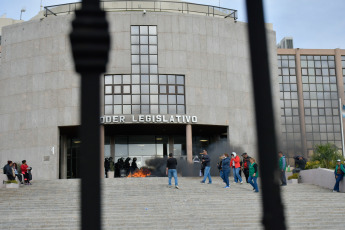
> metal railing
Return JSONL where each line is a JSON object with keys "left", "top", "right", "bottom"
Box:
{"left": 44, "top": 0, "right": 237, "bottom": 21}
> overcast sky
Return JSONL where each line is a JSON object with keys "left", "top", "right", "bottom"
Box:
{"left": 1, "top": 0, "right": 344, "bottom": 49}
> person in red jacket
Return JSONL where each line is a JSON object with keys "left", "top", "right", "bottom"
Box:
{"left": 230, "top": 152, "right": 243, "bottom": 184}
{"left": 21, "top": 160, "right": 31, "bottom": 185}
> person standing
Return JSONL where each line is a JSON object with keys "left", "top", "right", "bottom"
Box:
{"left": 221, "top": 153, "right": 231, "bottom": 188}
{"left": 166, "top": 153, "right": 179, "bottom": 189}
{"left": 278, "top": 152, "right": 287, "bottom": 186}
{"left": 230, "top": 152, "right": 243, "bottom": 184}
{"left": 200, "top": 150, "right": 212, "bottom": 184}
{"left": 241, "top": 152, "right": 251, "bottom": 183}
{"left": 248, "top": 158, "right": 259, "bottom": 192}
{"left": 21, "top": 160, "right": 31, "bottom": 185}
{"left": 217, "top": 156, "right": 224, "bottom": 182}
{"left": 333, "top": 159, "right": 345, "bottom": 192}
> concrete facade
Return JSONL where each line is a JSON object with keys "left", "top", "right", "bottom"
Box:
{"left": 0, "top": 10, "right": 279, "bottom": 179}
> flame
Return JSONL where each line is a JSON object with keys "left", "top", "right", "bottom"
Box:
{"left": 127, "top": 168, "right": 151, "bottom": 178}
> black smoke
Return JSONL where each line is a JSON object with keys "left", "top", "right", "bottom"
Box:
{"left": 145, "top": 142, "right": 245, "bottom": 177}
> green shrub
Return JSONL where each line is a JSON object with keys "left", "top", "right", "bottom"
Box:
{"left": 311, "top": 143, "right": 344, "bottom": 169}
{"left": 5, "top": 180, "right": 18, "bottom": 184}
{"left": 305, "top": 160, "right": 321, "bottom": 169}
{"left": 288, "top": 173, "right": 299, "bottom": 180}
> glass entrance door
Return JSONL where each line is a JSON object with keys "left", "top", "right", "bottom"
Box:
{"left": 67, "top": 138, "right": 81, "bottom": 178}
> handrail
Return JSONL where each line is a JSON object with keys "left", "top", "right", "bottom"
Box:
{"left": 44, "top": 0, "right": 238, "bottom": 21}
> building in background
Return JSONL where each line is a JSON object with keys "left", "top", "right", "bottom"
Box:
{"left": 277, "top": 49, "right": 345, "bottom": 160}
{"left": 0, "top": 1, "right": 280, "bottom": 179}
{"left": 277, "top": 37, "right": 294, "bottom": 49}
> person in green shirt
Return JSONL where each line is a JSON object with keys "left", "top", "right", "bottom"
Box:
{"left": 248, "top": 158, "right": 259, "bottom": 192}
{"left": 278, "top": 151, "right": 287, "bottom": 186}
{"left": 333, "top": 159, "right": 345, "bottom": 192}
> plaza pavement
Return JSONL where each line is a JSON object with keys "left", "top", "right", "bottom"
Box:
{"left": 0, "top": 177, "right": 344, "bottom": 229}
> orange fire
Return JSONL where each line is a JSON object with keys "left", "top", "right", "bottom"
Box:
{"left": 127, "top": 168, "right": 151, "bottom": 178}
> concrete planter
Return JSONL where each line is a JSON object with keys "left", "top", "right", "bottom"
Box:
{"left": 288, "top": 179, "right": 298, "bottom": 184}
{"left": 6, "top": 183, "right": 19, "bottom": 189}
{"left": 107, "top": 171, "right": 114, "bottom": 178}
{"left": 300, "top": 168, "right": 345, "bottom": 192}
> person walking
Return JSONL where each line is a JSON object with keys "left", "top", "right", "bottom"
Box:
{"left": 333, "top": 159, "right": 345, "bottom": 192}
{"left": 166, "top": 153, "right": 179, "bottom": 189}
{"left": 278, "top": 152, "right": 287, "bottom": 186}
{"left": 248, "top": 158, "right": 259, "bottom": 192}
{"left": 241, "top": 152, "right": 251, "bottom": 183}
{"left": 200, "top": 150, "right": 212, "bottom": 184}
{"left": 230, "top": 152, "right": 243, "bottom": 184}
{"left": 221, "top": 153, "right": 231, "bottom": 188}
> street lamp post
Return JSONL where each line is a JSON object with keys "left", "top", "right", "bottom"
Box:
{"left": 69, "top": 0, "right": 110, "bottom": 229}
{"left": 20, "top": 8, "right": 26, "bottom": 20}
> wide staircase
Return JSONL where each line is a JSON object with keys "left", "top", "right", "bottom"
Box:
{"left": 0, "top": 177, "right": 343, "bottom": 229}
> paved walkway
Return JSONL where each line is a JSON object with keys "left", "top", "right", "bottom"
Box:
{"left": 0, "top": 177, "right": 343, "bottom": 229}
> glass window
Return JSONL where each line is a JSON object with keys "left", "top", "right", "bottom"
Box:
{"left": 131, "top": 26, "right": 139, "bottom": 35}
{"left": 105, "top": 86, "right": 112, "bottom": 94}
{"left": 131, "top": 45, "right": 140, "bottom": 54}
{"left": 132, "top": 55, "right": 140, "bottom": 64}
{"left": 150, "top": 75, "right": 158, "bottom": 84}
{"left": 140, "top": 45, "right": 149, "bottom": 54}
{"left": 177, "top": 95, "right": 185, "bottom": 104}
{"left": 141, "top": 55, "right": 149, "bottom": 64}
{"left": 141, "top": 85, "right": 149, "bottom": 94}
{"left": 132, "top": 75, "right": 140, "bottom": 84}
{"left": 140, "top": 26, "right": 148, "bottom": 35}
{"left": 114, "top": 95, "right": 122, "bottom": 104}
{"left": 159, "top": 95, "right": 167, "bottom": 104}
{"left": 114, "top": 85, "right": 121, "bottom": 94}
{"left": 150, "top": 85, "right": 158, "bottom": 94}
{"left": 169, "top": 85, "right": 176, "bottom": 94}
{"left": 123, "top": 105, "right": 131, "bottom": 114}
{"left": 105, "top": 75, "right": 112, "bottom": 84}
{"left": 140, "top": 36, "right": 148, "bottom": 44}
{"left": 141, "top": 105, "right": 150, "bottom": 113}
{"left": 149, "top": 45, "right": 158, "bottom": 54}
{"left": 160, "top": 105, "right": 167, "bottom": 114}
{"left": 150, "top": 55, "right": 158, "bottom": 64}
{"left": 149, "top": 36, "right": 157, "bottom": 44}
{"left": 150, "top": 95, "right": 158, "bottom": 104}
{"left": 141, "top": 95, "right": 149, "bottom": 104}
{"left": 132, "top": 95, "right": 140, "bottom": 104}
{"left": 131, "top": 36, "right": 139, "bottom": 44}
{"left": 159, "top": 85, "right": 167, "bottom": 94}
{"left": 168, "top": 105, "right": 176, "bottom": 114}
{"left": 159, "top": 75, "right": 167, "bottom": 84}
{"left": 168, "top": 95, "right": 176, "bottom": 104}
{"left": 123, "top": 95, "right": 131, "bottom": 104}
{"left": 149, "top": 26, "right": 157, "bottom": 35}
{"left": 123, "top": 85, "right": 131, "bottom": 94}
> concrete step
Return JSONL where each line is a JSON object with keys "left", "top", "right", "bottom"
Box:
{"left": 0, "top": 177, "right": 344, "bottom": 229}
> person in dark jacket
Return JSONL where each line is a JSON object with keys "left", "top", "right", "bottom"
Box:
{"left": 248, "top": 158, "right": 259, "bottom": 192}
{"left": 131, "top": 157, "right": 138, "bottom": 173}
{"left": 166, "top": 153, "right": 178, "bottom": 189}
{"left": 333, "top": 159, "right": 345, "bottom": 192}
{"left": 217, "top": 156, "right": 224, "bottom": 182}
{"left": 104, "top": 158, "right": 110, "bottom": 178}
{"left": 200, "top": 150, "right": 212, "bottom": 184}
{"left": 221, "top": 153, "right": 231, "bottom": 188}
{"left": 292, "top": 156, "right": 306, "bottom": 174}
{"left": 4, "top": 161, "right": 15, "bottom": 180}
{"left": 241, "top": 152, "right": 251, "bottom": 183}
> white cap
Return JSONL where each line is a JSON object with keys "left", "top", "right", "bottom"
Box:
{"left": 232, "top": 152, "right": 237, "bottom": 157}
{"left": 337, "top": 159, "right": 341, "bottom": 162}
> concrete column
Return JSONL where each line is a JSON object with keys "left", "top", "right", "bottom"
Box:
{"left": 110, "top": 136, "right": 115, "bottom": 159}
{"left": 100, "top": 125, "right": 105, "bottom": 178}
{"left": 335, "top": 49, "right": 345, "bottom": 154}
{"left": 60, "top": 135, "right": 68, "bottom": 179}
{"left": 186, "top": 124, "right": 193, "bottom": 163}
{"left": 168, "top": 135, "right": 174, "bottom": 155}
{"left": 295, "top": 49, "right": 307, "bottom": 155}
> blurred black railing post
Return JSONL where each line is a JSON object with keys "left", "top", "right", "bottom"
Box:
{"left": 69, "top": 0, "right": 110, "bottom": 229}
{"left": 245, "top": 1, "right": 286, "bottom": 229}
